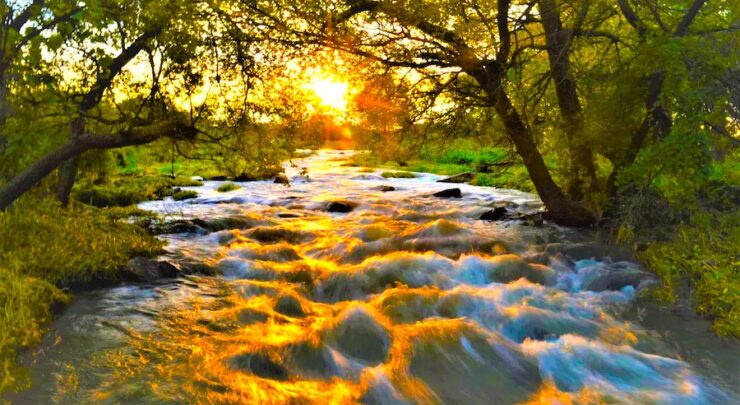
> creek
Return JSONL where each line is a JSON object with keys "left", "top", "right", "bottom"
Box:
{"left": 10, "top": 150, "right": 739, "bottom": 404}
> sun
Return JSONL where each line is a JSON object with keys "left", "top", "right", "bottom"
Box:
{"left": 305, "top": 75, "right": 350, "bottom": 112}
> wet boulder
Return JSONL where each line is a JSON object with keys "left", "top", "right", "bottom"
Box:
{"left": 122, "top": 257, "right": 177, "bottom": 282}
{"left": 479, "top": 207, "right": 509, "bottom": 221}
{"left": 148, "top": 219, "right": 205, "bottom": 235}
{"left": 437, "top": 172, "right": 474, "bottom": 184}
{"left": 490, "top": 254, "right": 556, "bottom": 286}
{"left": 432, "top": 188, "right": 462, "bottom": 198}
{"left": 326, "top": 200, "right": 357, "bottom": 213}
{"left": 330, "top": 305, "right": 391, "bottom": 364}
{"left": 230, "top": 353, "right": 289, "bottom": 380}
{"left": 582, "top": 263, "right": 658, "bottom": 292}
{"left": 544, "top": 242, "right": 633, "bottom": 262}
{"left": 274, "top": 173, "right": 290, "bottom": 185}
{"left": 377, "top": 185, "right": 396, "bottom": 192}
{"left": 408, "top": 324, "right": 541, "bottom": 404}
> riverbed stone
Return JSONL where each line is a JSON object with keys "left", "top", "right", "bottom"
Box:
{"left": 479, "top": 207, "right": 509, "bottom": 221}
{"left": 230, "top": 353, "right": 289, "bottom": 380}
{"left": 378, "top": 185, "right": 396, "bottom": 192}
{"left": 437, "top": 172, "right": 474, "bottom": 184}
{"left": 582, "top": 264, "right": 658, "bottom": 292}
{"left": 433, "top": 188, "right": 462, "bottom": 198}
{"left": 274, "top": 173, "right": 290, "bottom": 185}
{"left": 326, "top": 200, "right": 357, "bottom": 213}
{"left": 123, "top": 257, "right": 163, "bottom": 282}
{"left": 544, "top": 242, "right": 634, "bottom": 262}
{"left": 489, "top": 254, "right": 555, "bottom": 285}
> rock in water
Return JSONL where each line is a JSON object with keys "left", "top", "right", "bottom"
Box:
{"left": 378, "top": 185, "right": 396, "bottom": 192}
{"left": 331, "top": 305, "right": 391, "bottom": 364}
{"left": 479, "top": 207, "right": 509, "bottom": 221}
{"left": 123, "top": 257, "right": 162, "bottom": 282}
{"left": 433, "top": 188, "right": 462, "bottom": 198}
{"left": 326, "top": 200, "right": 357, "bottom": 213}
{"left": 230, "top": 353, "right": 289, "bottom": 380}
{"left": 274, "top": 173, "right": 290, "bottom": 185}
{"left": 437, "top": 172, "right": 474, "bottom": 184}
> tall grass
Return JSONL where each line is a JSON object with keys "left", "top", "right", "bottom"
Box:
{"left": 0, "top": 199, "right": 163, "bottom": 392}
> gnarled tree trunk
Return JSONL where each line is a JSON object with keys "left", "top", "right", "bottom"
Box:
{"left": 471, "top": 65, "right": 597, "bottom": 227}
{"left": 538, "top": 0, "right": 598, "bottom": 202}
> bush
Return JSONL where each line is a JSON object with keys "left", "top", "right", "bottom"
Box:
{"left": 0, "top": 199, "right": 163, "bottom": 392}
{"left": 216, "top": 182, "right": 240, "bottom": 192}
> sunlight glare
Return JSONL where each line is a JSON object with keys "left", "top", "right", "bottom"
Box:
{"left": 306, "top": 76, "right": 350, "bottom": 112}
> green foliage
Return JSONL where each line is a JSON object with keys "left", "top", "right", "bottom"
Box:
{"left": 0, "top": 198, "right": 163, "bottom": 392}
{"left": 216, "top": 182, "right": 240, "bottom": 192}
{"left": 381, "top": 171, "right": 416, "bottom": 178}
{"left": 172, "top": 190, "right": 198, "bottom": 200}
{"left": 641, "top": 212, "right": 740, "bottom": 338}
{"left": 73, "top": 176, "right": 203, "bottom": 207}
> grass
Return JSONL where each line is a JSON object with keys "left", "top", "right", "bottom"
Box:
{"left": 74, "top": 176, "right": 203, "bottom": 207}
{"left": 381, "top": 171, "right": 416, "bottom": 179}
{"left": 172, "top": 190, "right": 198, "bottom": 201}
{"left": 641, "top": 212, "right": 740, "bottom": 338}
{"left": 352, "top": 148, "right": 536, "bottom": 192}
{"left": 0, "top": 198, "right": 163, "bottom": 393}
{"left": 216, "top": 182, "right": 240, "bottom": 192}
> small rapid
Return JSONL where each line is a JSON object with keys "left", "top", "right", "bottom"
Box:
{"left": 9, "top": 150, "right": 739, "bottom": 404}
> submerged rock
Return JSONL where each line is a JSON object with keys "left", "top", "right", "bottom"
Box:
{"left": 331, "top": 305, "right": 391, "bottom": 364}
{"left": 545, "top": 242, "right": 634, "bottom": 262}
{"left": 437, "top": 172, "right": 474, "bottom": 184}
{"left": 489, "top": 254, "right": 556, "bottom": 285}
{"left": 326, "top": 200, "right": 357, "bottom": 213}
{"left": 247, "top": 226, "right": 307, "bottom": 244}
{"left": 581, "top": 262, "right": 658, "bottom": 292}
{"left": 378, "top": 185, "right": 396, "bottom": 192}
{"left": 408, "top": 324, "right": 541, "bottom": 404}
{"left": 148, "top": 216, "right": 258, "bottom": 235}
{"left": 432, "top": 188, "right": 462, "bottom": 198}
{"left": 230, "top": 353, "right": 289, "bottom": 380}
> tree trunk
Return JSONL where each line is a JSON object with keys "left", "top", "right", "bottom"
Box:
{"left": 0, "top": 118, "right": 190, "bottom": 210}
{"left": 538, "top": 0, "right": 598, "bottom": 201}
{"left": 0, "top": 140, "right": 85, "bottom": 210}
{"left": 471, "top": 65, "right": 597, "bottom": 227}
{"left": 55, "top": 157, "right": 78, "bottom": 205}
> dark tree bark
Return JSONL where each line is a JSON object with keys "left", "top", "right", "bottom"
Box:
{"left": 538, "top": 0, "right": 598, "bottom": 201}
{"left": 470, "top": 64, "right": 596, "bottom": 226}
{"left": 331, "top": 0, "right": 598, "bottom": 226}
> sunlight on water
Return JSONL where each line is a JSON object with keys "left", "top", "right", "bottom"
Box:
{"left": 10, "top": 150, "right": 737, "bottom": 404}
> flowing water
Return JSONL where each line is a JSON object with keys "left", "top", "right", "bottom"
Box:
{"left": 8, "top": 150, "right": 739, "bottom": 404}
